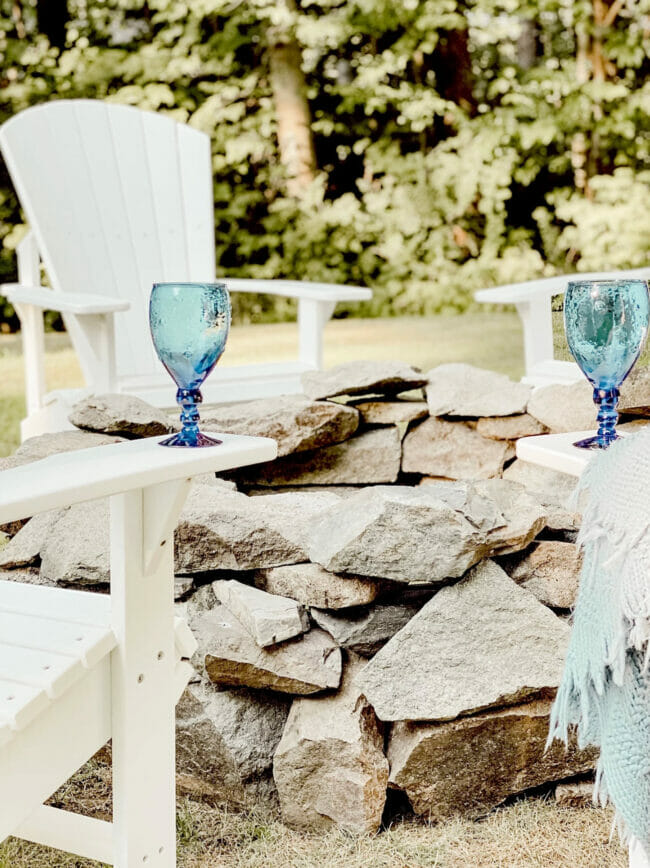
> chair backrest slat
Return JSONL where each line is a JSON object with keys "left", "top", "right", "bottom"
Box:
{"left": 0, "top": 100, "right": 216, "bottom": 380}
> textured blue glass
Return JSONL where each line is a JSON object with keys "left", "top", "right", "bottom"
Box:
{"left": 149, "top": 282, "right": 231, "bottom": 447}
{"left": 564, "top": 279, "right": 649, "bottom": 449}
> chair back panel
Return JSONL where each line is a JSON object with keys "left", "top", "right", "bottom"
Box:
{"left": 0, "top": 100, "right": 216, "bottom": 379}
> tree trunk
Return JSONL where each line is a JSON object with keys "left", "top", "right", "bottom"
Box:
{"left": 434, "top": 28, "right": 476, "bottom": 114}
{"left": 268, "top": 3, "right": 317, "bottom": 197}
{"left": 37, "top": 0, "right": 69, "bottom": 49}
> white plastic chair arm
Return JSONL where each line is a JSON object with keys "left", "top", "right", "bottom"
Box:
{"left": 223, "top": 278, "right": 372, "bottom": 303}
{"left": 475, "top": 267, "right": 650, "bottom": 305}
{"left": 1, "top": 284, "right": 130, "bottom": 315}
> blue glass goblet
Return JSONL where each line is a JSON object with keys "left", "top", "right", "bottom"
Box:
{"left": 564, "top": 278, "right": 649, "bottom": 449}
{"left": 149, "top": 282, "right": 230, "bottom": 447}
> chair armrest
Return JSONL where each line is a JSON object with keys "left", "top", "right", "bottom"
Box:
{"left": 223, "top": 278, "right": 372, "bottom": 303}
{"left": 1, "top": 284, "right": 130, "bottom": 315}
{"left": 475, "top": 267, "right": 650, "bottom": 305}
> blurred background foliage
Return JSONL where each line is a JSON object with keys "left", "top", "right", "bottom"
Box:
{"left": 0, "top": 0, "right": 649, "bottom": 328}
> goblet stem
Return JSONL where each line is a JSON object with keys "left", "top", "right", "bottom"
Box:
{"left": 159, "top": 387, "right": 222, "bottom": 448}
{"left": 573, "top": 386, "right": 620, "bottom": 450}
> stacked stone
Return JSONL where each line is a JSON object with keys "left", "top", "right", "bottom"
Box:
{"left": 1, "top": 362, "right": 649, "bottom": 834}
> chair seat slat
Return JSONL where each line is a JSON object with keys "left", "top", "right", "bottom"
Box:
{"left": 0, "top": 642, "right": 83, "bottom": 699}
{"left": 0, "top": 611, "right": 115, "bottom": 668}
{"left": 0, "top": 678, "right": 50, "bottom": 731}
{"left": 0, "top": 582, "right": 110, "bottom": 627}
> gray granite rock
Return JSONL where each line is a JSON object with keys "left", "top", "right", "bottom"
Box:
{"left": 176, "top": 681, "right": 290, "bottom": 808}
{"left": 255, "top": 563, "right": 381, "bottom": 610}
{"left": 620, "top": 365, "right": 650, "bottom": 416}
{"left": 213, "top": 579, "right": 309, "bottom": 648}
{"left": 192, "top": 604, "right": 342, "bottom": 694}
{"left": 0, "top": 510, "right": 62, "bottom": 569}
{"left": 555, "top": 780, "right": 595, "bottom": 807}
{"left": 311, "top": 601, "right": 424, "bottom": 657}
{"left": 14, "top": 430, "right": 125, "bottom": 462}
{"left": 40, "top": 499, "right": 109, "bottom": 585}
{"left": 402, "top": 418, "right": 514, "bottom": 479}
{"left": 476, "top": 414, "right": 548, "bottom": 440}
{"left": 527, "top": 381, "right": 595, "bottom": 433}
{"left": 302, "top": 360, "right": 427, "bottom": 401}
{"left": 473, "top": 478, "right": 547, "bottom": 556}
{"left": 426, "top": 364, "right": 532, "bottom": 418}
{"left": 175, "top": 487, "right": 341, "bottom": 573}
{"left": 351, "top": 399, "right": 428, "bottom": 427}
{"left": 503, "top": 459, "right": 581, "bottom": 531}
{"left": 308, "top": 483, "right": 532, "bottom": 584}
{"left": 199, "top": 395, "right": 359, "bottom": 457}
{"left": 356, "top": 559, "right": 570, "bottom": 722}
{"left": 69, "top": 393, "right": 173, "bottom": 437}
{"left": 273, "top": 656, "right": 388, "bottom": 834}
{"left": 387, "top": 699, "right": 596, "bottom": 820}
{"left": 235, "top": 428, "right": 401, "bottom": 487}
{"left": 502, "top": 541, "right": 582, "bottom": 609}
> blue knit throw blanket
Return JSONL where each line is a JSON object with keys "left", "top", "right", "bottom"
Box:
{"left": 549, "top": 426, "right": 650, "bottom": 849}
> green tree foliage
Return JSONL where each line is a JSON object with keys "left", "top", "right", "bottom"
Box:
{"left": 0, "top": 0, "right": 649, "bottom": 329}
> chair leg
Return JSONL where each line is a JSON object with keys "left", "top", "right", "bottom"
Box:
{"left": 109, "top": 488, "right": 178, "bottom": 867}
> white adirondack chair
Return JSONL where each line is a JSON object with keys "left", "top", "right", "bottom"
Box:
{"left": 475, "top": 268, "right": 650, "bottom": 386}
{"left": 0, "top": 99, "right": 372, "bottom": 441}
{"left": 0, "top": 432, "right": 277, "bottom": 866}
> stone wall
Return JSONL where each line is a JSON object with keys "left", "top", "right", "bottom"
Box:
{"left": 2, "top": 361, "right": 648, "bottom": 833}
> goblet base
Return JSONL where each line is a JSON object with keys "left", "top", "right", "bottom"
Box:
{"left": 573, "top": 433, "right": 620, "bottom": 451}
{"left": 159, "top": 431, "right": 222, "bottom": 448}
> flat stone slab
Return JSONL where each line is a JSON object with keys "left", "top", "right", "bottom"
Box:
{"left": 302, "top": 360, "right": 427, "bottom": 401}
{"left": 473, "top": 478, "right": 547, "bottom": 556}
{"left": 40, "top": 499, "right": 109, "bottom": 586}
{"left": 502, "top": 540, "right": 582, "bottom": 609}
{"left": 527, "top": 381, "right": 595, "bottom": 433}
{"left": 309, "top": 482, "right": 541, "bottom": 584}
{"left": 555, "top": 781, "right": 595, "bottom": 807}
{"left": 273, "top": 656, "right": 388, "bottom": 834}
{"left": 351, "top": 399, "right": 428, "bottom": 427}
{"left": 426, "top": 364, "right": 532, "bottom": 418}
{"left": 311, "top": 601, "right": 424, "bottom": 657}
{"left": 175, "top": 487, "right": 341, "bottom": 573}
{"left": 176, "top": 682, "right": 289, "bottom": 809}
{"left": 387, "top": 699, "right": 596, "bottom": 820}
{"left": 503, "top": 459, "right": 581, "bottom": 531}
{"left": 0, "top": 510, "right": 62, "bottom": 570}
{"left": 476, "top": 414, "right": 547, "bottom": 441}
{"left": 356, "top": 559, "right": 569, "bottom": 722}
{"left": 193, "top": 604, "right": 342, "bottom": 694}
{"left": 200, "top": 395, "right": 359, "bottom": 457}
{"left": 255, "top": 563, "right": 381, "bottom": 610}
{"left": 70, "top": 393, "right": 173, "bottom": 437}
{"left": 234, "top": 428, "right": 401, "bottom": 487}
{"left": 213, "top": 579, "right": 309, "bottom": 647}
{"left": 620, "top": 366, "right": 650, "bottom": 416}
{"left": 402, "top": 418, "right": 514, "bottom": 479}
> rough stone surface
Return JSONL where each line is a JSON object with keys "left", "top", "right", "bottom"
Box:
{"left": 255, "top": 563, "right": 381, "bottom": 610}
{"left": 199, "top": 395, "right": 359, "bottom": 457}
{"left": 0, "top": 567, "right": 55, "bottom": 587}
{"left": 309, "top": 483, "right": 536, "bottom": 584}
{"left": 527, "top": 381, "right": 595, "bottom": 433}
{"left": 555, "top": 780, "right": 595, "bottom": 807}
{"left": 620, "top": 366, "right": 650, "bottom": 416}
{"left": 501, "top": 541, "right": 582, "bottom": 609}
{"left": 351, "top": 399, "right": 428, "bottom": 427}
{"left": 357, "top": 560, "right": 570, "bottom": 722}
{"left": 473, "top": 479, "right": 547, "bottom": 556}
{"left": 40, "top": 499, "right": 109, "bottom": 586}
{"left": 503, "top": 459, "right": 581, "bottom": 531}
{"left": 387, "top": 699, "right": 597, "bottom": 820}
{"left": 311, "top": 601, "right": 424, "bottom": 657}
{"left": 273, "top": 657, "right": 389, "bottom": 834}
{"left": 213, "top": 579, "right": 309, "bottom": 647}
{"left": 70, "top": 393, "right": 173, "bottom": 437}
{"left": 426, "top": 363, "right": 532, "bottom": 418}
{"left": 0, "top": 510, "right": 62, "bottom": 569}
{"left": 176, "top": 681, "right": 290, "bottom": 808}
{"left": 302, "top": 360, "right": 427, "bottom": 401}
{"left": 192, "top": 604, "right": 342, "bottom": 694}
{"left": 175, "top": 487, "right": 341, "bottom": 573}
{"left": 235, "top": 428, "right": 401, "bottom": 487}
{"left": 402, "top": 417, "right": 513, "bottom": 480}
{"left": 14, "top": 430, "right": 125, "bottom": 462}
{"left": 476, "top": 414, "right": 548, "bottom": 440}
